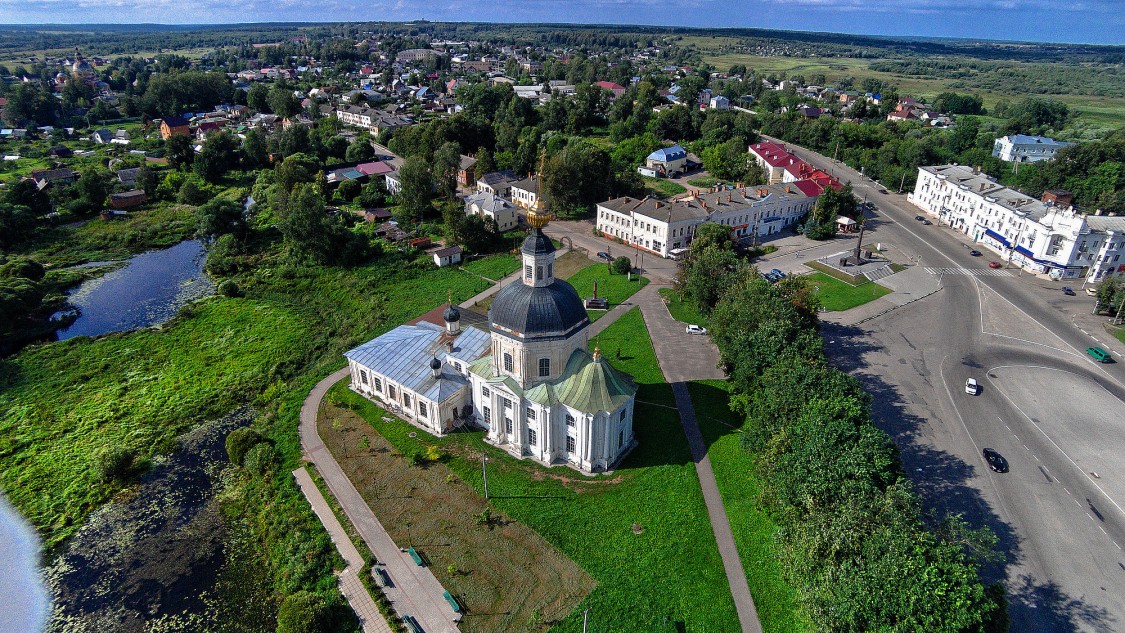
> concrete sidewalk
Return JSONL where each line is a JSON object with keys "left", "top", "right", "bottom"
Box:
{"left": 293, "top": 467, "right": 393, "bottom": 633}
{"left": 300, "top": 368, "right": 462, "bottom": 633}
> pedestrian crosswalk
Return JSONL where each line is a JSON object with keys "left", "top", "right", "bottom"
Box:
{"left": 924, "top": 267, "right": 1013, "bottom": 277}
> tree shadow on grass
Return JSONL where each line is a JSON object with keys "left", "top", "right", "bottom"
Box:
{"left": 821, "top": 322, "right": 1117, "bottom": 633}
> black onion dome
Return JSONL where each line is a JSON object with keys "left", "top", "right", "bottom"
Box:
{"left": 521, "top": 229, "right": 555, "bottom": 256}
{"left": 489, "top": 280, "right": 588, "bottom": 339}
{"left": 443, "top": 304, "right": 461, "bottom": 322}
{"left": 429, "top": 357, "right": 442, "bottom": 370}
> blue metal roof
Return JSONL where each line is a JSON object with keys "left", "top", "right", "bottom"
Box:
{"left": 648, "top": 145, "right": 686, "bottom": 162}
{"left": 344, "top": 323, "right": 491, "bottom": 403}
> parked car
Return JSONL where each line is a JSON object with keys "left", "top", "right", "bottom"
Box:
{"left": 770, "top": 268, "right": 787, "bottom": 279}
{"left": 686, "top": 324, "right": 707, "bottom": 335}
{"left": 1087, "top": 347, "right": 1112, "bottom": 363}
{"left": 1062, "top": 286, "right": 1076, "bottom": 296}
{"left": 969, "top": 249, "right": 982, "bottom": 257}
{"left": 988, "top": 261, "right": 1003, "bottom": 269}
{"left": 915, "top": 215, "right": 924, "bottom": 221}
{"left": 983, "top": 448, "right": 1008, "bottom": 473}
{"left": 921, "top": 219, "right": 933, "bottom": 225}
{"left": 596, "top": 251, "right": 611, "bottom": 261}
{"left": 965, "top": 378, "right": 980, "bottom": 395}
{"left": 1086, "top": 287, "right": 1099, "bottom": 296}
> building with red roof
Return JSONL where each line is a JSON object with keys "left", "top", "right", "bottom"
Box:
{"left": 594, "top": 81, "right": 626, "bottom": 99}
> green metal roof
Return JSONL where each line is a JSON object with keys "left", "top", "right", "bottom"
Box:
{"left": 553, "top": 349, "right": 637, "bottom": 414}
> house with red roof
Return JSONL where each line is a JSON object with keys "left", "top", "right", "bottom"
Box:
{"left": 594, "top": 81, "right": 626, "bottom": 99}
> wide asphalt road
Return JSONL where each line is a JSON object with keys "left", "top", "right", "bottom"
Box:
{"left": 767, "top": 136, "right": 1125, "bottom": 631}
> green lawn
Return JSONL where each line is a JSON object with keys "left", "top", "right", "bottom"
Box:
{"left": 566, "top": 263, "right": 650, "bottom": 322}
{"left": 687, "top": 176, "right": 722, "bottom": 188}
{"left": 642, "top": 176, "right": 688, "bottom": 199}
{"left": 339, "top": 307, "right": 739, "bottom": 631}
{"left": 805, "top": 272, "right": 892, "bottom": 311}
{"left": 690, "top": 380, "right": 809, "bottom": 633}
{"left": 462, "top": 253, "right": 520, "bottom": 281}
{"left": 658, "top": 288, "right": 707, "bottom": 327}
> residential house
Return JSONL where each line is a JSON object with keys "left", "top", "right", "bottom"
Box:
{"left": 28, "top": 167, "right": 78, "bottom": 189}
{"left": 91, "top": 128, "right": 112, "bottom": 144}
{"left": 992, "top": 135, "right": 1074, "bottom": 164}
{"left": 159, "top": 116, "right": 190, "bottom": 140}
{"left": 509, "top": 176, "right": 542, "bottom": 212}
{"left": 458, "top": 155, "right": 477, "bottom": 188}
{"left": 432, "top": 246, "right": 463, "bottom": 267}
{"left": 117, "top": 167, "right": 140, "bottom": 187}
{"left": 476, "top": 170, "right": 519, "bottom": 197}
{"left": 708, "top": 95, "right": 731, "bottom": 110}
{"left": 111, "top": 129, "right": 130, "bottom": 145}
{"left": 464, "top": 192, "right": 517, "bottom": 232}
{"left": 108, "top": 190, "right": 147, "bottom": 209}
{"left": 639, "top": 145, "right": 687, "bottom": 178}
{"left": 594, "top": 81, "right": 626, "bottom": 99}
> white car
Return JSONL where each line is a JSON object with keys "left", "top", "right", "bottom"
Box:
{"left": 965, "top": 378, "right": 980, "bottom": 395}
{"left": 686, "top": 325, "right": 707, "bottom": 335}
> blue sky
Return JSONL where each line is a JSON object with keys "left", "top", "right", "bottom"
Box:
{"left": 0, "top": 0, "right": 1121, "bottom": 46}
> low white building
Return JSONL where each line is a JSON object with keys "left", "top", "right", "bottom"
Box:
{"left": 510, "top": 176, "right": 542, "bottom": 211}
{"left": 464, "top": 192, "right": 517, "bottom": 232}
{"left": 992, "top": 135, "right": 1073, "bottom": 164}
{"left": 596, "top": 180, "right": 825, "bottom": 258}
{"left": 909, "top": 165, "right": 1125, "bottom": 281}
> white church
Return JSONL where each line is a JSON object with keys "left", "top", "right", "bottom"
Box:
{"left": 344, "top": 211, "right": 638, "bottom": 473}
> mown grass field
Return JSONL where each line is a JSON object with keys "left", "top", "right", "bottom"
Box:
{"left": 642, "top": 175, "right": 688, "bottom": 199}
{"left": 805, "top": 271, "right": 891, "bottom": 311}
{"left": 690, "top": 379, "right": 809, "bottom": 633}
{"left": 566, "top": 263, "right": 650, "bottom": 322}
{"left": 335, "top": 307, "right": 739, "bottom": 631}
{"left": 658, "top": 288, "right": 707, "bottom": 327}
{"left": 462, "top": 253, "right": 520, "bottom": 281}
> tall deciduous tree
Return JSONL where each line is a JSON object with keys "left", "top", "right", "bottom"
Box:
{"left": 432, "top": 141, "right": 461, "bottom": 200}
{"left": 395, "top": 155, "right": 433, "bottom": 223}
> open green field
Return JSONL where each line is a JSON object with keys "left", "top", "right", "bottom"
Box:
{"left": 805, "top": 272, "right": 891, "bottom": 311}
{"left": 333, "top": 307, "right": 740, "bottom": 631}
{"left": 702, "top": 51, "right": 1125, "bottom": 129}
{"left": 566, "top": 263, "right": 650, "bottom": 322}
{"left": 0, "top": 298, "right": 317, "bottom": 549}
{"left": 690, "top": 379, "right": 808, "bottom": 633}
{"left": 642, "top": 176, "right": 688, "bottom": 199}
{"left": 462, "top": 253, "right": 520, "bottom": 281}
{"left": 658, "top": 288, "right": 707, "bottom": 327}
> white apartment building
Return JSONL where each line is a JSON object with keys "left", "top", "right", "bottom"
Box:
{"left": 510, "top": 176, "right": 542, "bottom": 211}
{"left": 464, "top": 191, "right": 518, "bottom": 232}
{"left": 596, "top": 181, "right": 822, "bottom": 258}
{"left": 909, "top": 165, "right": 1125, "bottom": 281}
{"left": 992, "top": 135, "right": 1074, "bottom": 164}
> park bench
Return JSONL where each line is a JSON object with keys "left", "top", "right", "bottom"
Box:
{"left": 407, "top": 547, "right": 424, "bottom": 566}
{"left": 375, "top": 567, "right": 392, "bottom": 587}
{"left": 443, "top": 590, "right": 462, "bottom": 614}
{"left": 403, "top": 615, "right": 423, "bottom": 633}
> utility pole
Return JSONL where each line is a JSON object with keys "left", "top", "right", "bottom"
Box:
{"left": 1115, "top": 291, "right": 1125, "bottom": 326}
{"left": 899, "top": 172, "right": 906, "bottom": 193}
{"left": 583, "top": 609, "right": 589, "bottom": 633}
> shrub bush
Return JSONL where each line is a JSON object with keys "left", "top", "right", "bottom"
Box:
{"left": 611, "top": 256, "right": 632, "bottom": 275}
{"left": 276, "top": 590, "right": 332, "bottom": 633}
{"left": 92, "top": 445, "right": 135, "bottom": 482}
{"left": 243, "top": 442, "right": 278, "bottom": 476}
{"left": 225, "top": 427, "right": 263, "bottom": 466}
{"left": 217, "top": 279, "right": 242, "bottom": 298}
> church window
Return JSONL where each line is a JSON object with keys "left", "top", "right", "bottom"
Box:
{"left": 388, "top": 385, "right": 396, "bottom": 399}
{"left": 526, "top": 408, "right": 536, "bottom": 421}
{"left": 536, "top": 265, "right": 543, "bottom": 280}
{"left": 566, "top": 414, "right": 576, "bottom": 427}
{"left": 481, "top": 386, "right": 490, "bottom": 398}
{"left": 483, "top": 406, "right": 491, "bottom": 424}
{"left": 525, "top": 264, "right": 533, "bottom": 281}
{"left": 359, "top": 370, "right": 368, "bottom": 385}
{"left": 502, "top": 397, "right": 512, "bottom": 409}
{"left": 547, "top": 263, "right": 553, "bottom": 278}
{"left": 528, "top": 428, "right": 537, "bottom": 447}
{"left": 620, "top": 429, "right": 625, "bottom": 447}
{"left": 503, "top": 353, "right": 513, "bottom": 373}
{"left": 620, "top": 409, "right": 627, "bottom": 422}
{"left": 419, "top": 402, "right": 428, "bottom": 417}
{"left": 373, "top": 377, "right": 382, "bottom": 393}
{"left": 505, "top": 418, "right": 513, "bottom": 434}
{"left": 538, "top": 358, "right": 550, "bottom": 377}
{"left": 403, "top": 393, "right": 412, "bottom": 408}
{"left": 566, "top": 436, "right": 576, "bottom": 454}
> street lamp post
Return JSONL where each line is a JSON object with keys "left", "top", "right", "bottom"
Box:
{"left": 481, "top": 454, "right": 490, "bottom": 500}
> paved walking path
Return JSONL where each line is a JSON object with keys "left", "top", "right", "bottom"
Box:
{"left": 292, "top": 467, "right": 393, "bottom": 633}
{"left": 300, "top": 368, "right": 462, "bottom": 633}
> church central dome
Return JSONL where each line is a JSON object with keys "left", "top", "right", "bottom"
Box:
{"left": 489, "top": 280, "right": 588, "bottom": 340}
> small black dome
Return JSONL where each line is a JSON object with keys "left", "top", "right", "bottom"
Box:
{"left": 429, "top": 357, "right": 442, "bottom": 370}
{"left": 521, "top": 229, "right": 555, "bottom": 257}
{"left": 443, "top": 304, "right": 461, "bottom": 322}
{"left": 489, "top": 279, "right": 588, "bottom": 339}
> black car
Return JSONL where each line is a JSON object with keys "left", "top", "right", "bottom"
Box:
{"left": 1062, "top": 286, "right": 1076, "bottom": 296}
{"left": 983, "top": 448, "right": 1008, "bottom": 473}
{"left": 921, "top": 219, "right": 933, "bottom": 225}
{"left": 597, "top": 251, "right": 611, "bottom": 261}
{"left": 969, "top": 249, "right": 982, "bottom": 256}
{"left": 915, "top": 215, "right": 924, "bottom": 221}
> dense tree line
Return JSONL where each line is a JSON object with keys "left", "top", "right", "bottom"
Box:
{"left": 676, "top": 231, "right": 1009, "bottom": 631}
